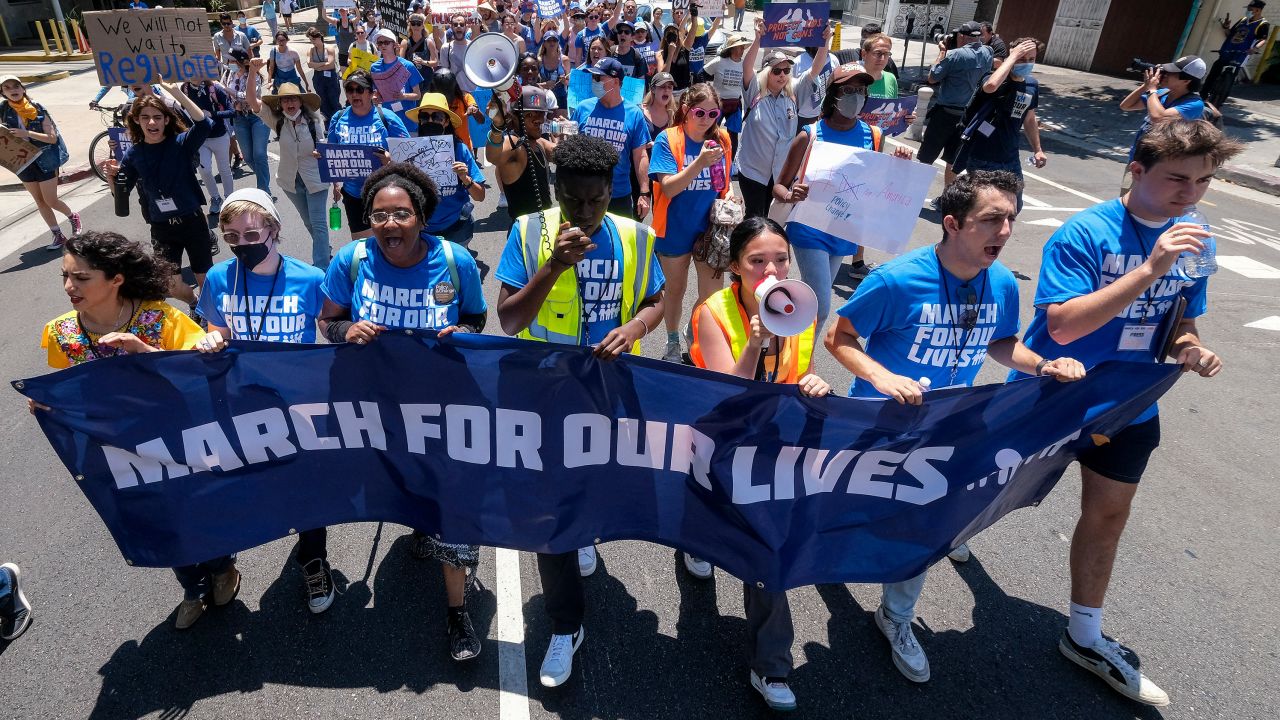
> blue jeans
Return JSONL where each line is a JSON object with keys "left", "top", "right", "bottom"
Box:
{"left": 0, "top": 564, "right": 12, "bottom": 615}
{"left": 881, "top": 570, "right": 928, "bottom": 624}
{"left": 233, "top": 113, "right": 272, "bottom": 194}
{"left": 283, "top": 173, "right": 331, "bottom": 267}
{"left": 792, "top": 245, "right": 845, "bottom": 335}
{"left": 173, "top": 554, "right": 236, "bottom": 601}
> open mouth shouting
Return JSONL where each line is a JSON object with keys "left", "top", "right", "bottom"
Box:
{"left": 983, "top": 243, "right": 1005, "bottom": 260}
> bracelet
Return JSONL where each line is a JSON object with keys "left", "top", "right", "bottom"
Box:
{"left": 632, "top": 314, "right": 651, "bottom": 335}
{"left": 1035, "top": 358, "right": 1049, "bottom": 376}
{"left": 325, "top": 320, "right": 354, "bottom": 344}
{"left": 548, "top": 253, "right": 573, "bottom": 267}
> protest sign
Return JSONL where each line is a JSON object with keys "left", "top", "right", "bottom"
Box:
{"left": 859, "top": 96, "right": 918, "bottom": 137}
{"left": 566, "top": 69, "right": 645, "bottom": 110}
{"left": 328, "top": 0, "right": 358, "bottom": 7}
{"left": 761, "top": 2, "right": 828, "bottom": 48}
{"left": 389, "top": 136, "right": 458, "bottom": 193}
{"left": 342, "top": 46, "right": 378, "bottom": 79}
{"left": 693, "top": 0, "right": 724, "bottom": 19}
{"left": 316, "top": 143, "right": 380, "bottom": 182}
{"left": 16, "top": 332, "right": 1180, "bottom": 588}
{"left": 0, "top": 130, "right": 42, "bottom": 175}
{"left": 537, "top": 0, "right": 566, "bottom": 18}
{"left": 84, "top": 9, "right": 220, "bottom": 87}
{"left": 381, "top": 2, "right": 408, "bottom": 37}
{"left": 108, "top": 127, "right": 134, "bottom": 161}
{"left": 433, "top": 0, "right": 479, "bottom": 14}
{"left": 791, "top": 143, "right": 937, "bottom": 255}
{"left": 673, "top": 0, "right": 691, "bottom": 12}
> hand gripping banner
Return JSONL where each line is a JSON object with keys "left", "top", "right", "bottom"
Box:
{"left": 13, "top": 332, "right": 1180, "bottom": 590}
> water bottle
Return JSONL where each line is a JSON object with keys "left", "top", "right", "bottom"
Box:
{"left": 918, "top": 377, "right": 932, "bottom": 392}
{"left": 706, "top": 140, "right": 726, "bottom": 194}
{"left": 328, "top": 203, "right": 342, "bottom": 231}
{"left": 113, "top": 171, "right": 130, "bottom": 218}
{"left": 1179, "top": 206, "right": 1217, "bottom": 278}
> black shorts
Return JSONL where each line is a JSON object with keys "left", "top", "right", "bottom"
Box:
{"left": 17, "top": 161, "right": 57, "bottom": 183}
{"left": 342, "top": 188, "right": 370, "bottom": 234}
{"left": 150, "top": 212, "right": 215, "bottom": 275}
{"left": 917, "top": 104, "right": 966, "bottom": 165}
{"left": 1077, "top": 416, "right": 1161, "bottom": 484}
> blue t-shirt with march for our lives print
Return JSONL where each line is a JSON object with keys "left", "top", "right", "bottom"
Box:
{"left": 197, "top": 255, "right": 325, "bottom": 343}
{"left": 1016, "top": 198, "right": 1208, "bottom": 425}
{"left": 573, "top": 97, "right": 651, "bottom": 198}
{"left": 649, "top": 129, "right": 718, "bottom": 256}
{"left": 785, "top": 119, "right": 879, "bottom": 256}
{"left": 321, "top": 235, "right": 486, "bottom": 330}
{"left": 496, "top": 215, "right": 665, "bottom": 346}
{"left": 326, "top": 105, "right": 410, "bottom": 198}
{"left": 837, "top": 245, "right": 1021, "bottom": 398}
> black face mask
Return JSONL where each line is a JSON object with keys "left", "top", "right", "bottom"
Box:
{"left": 418, "top": 121, "right": 449, "bottom": 137}
{"left": 231, "top": 241, "right": 272, "bottom": 270}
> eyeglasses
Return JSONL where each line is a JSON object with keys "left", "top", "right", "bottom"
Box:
{"left": 370, "top": 210, "right": 416, "bottom": 225}
{"left": 770, "top": 66, "right": 792, "bottom": 75}
{"left": 344, "top": 85, "right": 370, "bottom": 93}
{"left": 588, "top": 14, "right": 600, "bottom": 20}
{"left": 866, "top": 50, "right": 891, "bottom": 58}
{"left": 221, "top": 228, "right": 269, "bottom": 244}
{"left": 689, "top": 107, "right": 721, "bottom": 120}
{"left": 833, "top": 85, "right": 867, "bottom": 97}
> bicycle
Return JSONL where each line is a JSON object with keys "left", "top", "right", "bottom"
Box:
{"left": 88, "top": 104, "right": 126, "bottom": 183}
{"left": 1204, "top": 49, "right": 1249, "bottom": 108}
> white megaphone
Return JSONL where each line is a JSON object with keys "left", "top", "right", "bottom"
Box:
{"left": 463, "top": 32, "right": 520, "bottom": 122}
{"left": 754, "top": 276, "right": 818, "bottom": 337}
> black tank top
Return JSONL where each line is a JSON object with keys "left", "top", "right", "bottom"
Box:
{"left": 506, "top": 139, "right": 552, "bottom": 221}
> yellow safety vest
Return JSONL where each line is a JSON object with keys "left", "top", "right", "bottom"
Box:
{"left": 689, "top": 283, "right": 815, "bottom": 383}
{"left": 516, "top": 208, "right": 656, "bottom": 352}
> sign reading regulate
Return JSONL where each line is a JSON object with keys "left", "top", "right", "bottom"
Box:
{"left": 85, "top": 9, "right": 220, "bottom": 87}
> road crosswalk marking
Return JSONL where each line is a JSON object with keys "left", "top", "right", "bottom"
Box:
{"left": 1025, "top": 218, "right": 1064, "bottom": 228}
{"left": 1244, "top": 316, "right": 1280, "bottom": 331}
{"left": 1217, "top": 255, "right": 1280, "bottom": 279}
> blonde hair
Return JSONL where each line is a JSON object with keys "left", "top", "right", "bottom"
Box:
{"left": 754, "top": 64, "right": 796, "bottom": 102}
{"left": 219, "top": 200, "right": 282, "bottom": 235}
{"left": 642, "top": 85, "right": 678, "bottom": 121}
{"left": 861, "top": 33, "right": 893, "bottom": 53}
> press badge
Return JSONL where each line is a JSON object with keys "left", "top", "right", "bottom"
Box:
{"left": 154, "top": 196, "right": 177, "bottom": 213}
{"left": 977, "top": 120, "right": 996, "bottom": 137}
{"left": 1118, "top": 323, "right": 1157, "bottom": 351}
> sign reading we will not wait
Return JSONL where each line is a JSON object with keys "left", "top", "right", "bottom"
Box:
{"left": 84, "top": 9, "right": 221, "bottom": 87}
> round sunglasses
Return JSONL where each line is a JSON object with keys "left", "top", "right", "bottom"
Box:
{"left": 689, "top": 107, "right": 721, "bottom": 120}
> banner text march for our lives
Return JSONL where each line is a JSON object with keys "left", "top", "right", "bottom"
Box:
{"left": 316, "top": 143, "right": 380, "bottom": 182}
{"left": 15, "top": 334, "right": 1181, "bottom": 589}
{"left": 84, "top": 9, "right": 220, "bottom": 86}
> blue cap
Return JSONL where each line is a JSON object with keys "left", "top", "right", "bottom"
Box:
{"left": 586, "top": 57, "right": 625, "bottom": 79}
{"left": 541, "top": 31, "right": 561, "bottom": 44}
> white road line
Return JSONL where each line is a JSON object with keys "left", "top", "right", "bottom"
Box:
{"left": 1021, "top": 169, "right": 1104, "bottom": 204}
{"left": 1025, "top": 218, "right": 1064, "bottom": 228}
{"left": 496, "top": 548, "right": 530, "bottom": 720}
{"left": 1244, "top": 316, "right": 1280, "bottom": 331}
{"left": 1217, "top": 255, "right": 1280, "bottom": 279}
{"left": 1021, "top": 194, "right": 1050, "bottom": 207}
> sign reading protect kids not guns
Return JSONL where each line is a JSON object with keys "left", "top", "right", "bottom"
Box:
{"left": 84, "top": 9, "right": 221, "bottom": 87}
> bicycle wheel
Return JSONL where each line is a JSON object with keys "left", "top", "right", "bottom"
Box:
{"left": 88, "top": 130, "right": 112, "bottom": 182}
{"left": 1209, "top": 67, "right": 1237, "bottom": 108}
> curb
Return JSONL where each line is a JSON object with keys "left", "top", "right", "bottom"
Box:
{"left": 1216, "top": 163, "right": 1280, "bottom": 196}
{"left": 0, "top": 53, "right": 92, "bottom": 62}
{"left": 0, "top": 164, "right": 95, "bottom": 193}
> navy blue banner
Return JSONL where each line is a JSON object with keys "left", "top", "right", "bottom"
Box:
{"left": 13, "top": 333, "right": 1180, "bottom": 589}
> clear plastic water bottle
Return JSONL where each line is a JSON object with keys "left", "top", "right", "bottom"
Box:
{"left": 1179, "top": 206, "right": 1217, "bottom": 278}
{"left": 706, "top": 140, "right": 726, "bottom": 194}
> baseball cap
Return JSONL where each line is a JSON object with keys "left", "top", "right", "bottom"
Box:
{"left": 830, "top": 62, "right": 874, "bottom": 86}
{"left": 1248, "top": 1, "right": 1265, "bottom": 8}
{"left": 0, "top": 74, "right": 22, "bottom": 88}
{"left": 521, "top": 86, "right": 552, "bottom": 113}
{"left": 586, "top": 57, "right": 626, "bottom": 79}
{"left": 373, "top": 28, "right": 398, "bottom": 44}
{"left": 1161, "top": 55, "right": 1207, "bottom": 80}
{"left": 762, "top": 50, "right": 794, "bottom": 69}
{"left": 229, "top": 48, "right": 250, "bottom": 64}
{"left": 651, "top": 71, "right": 676, "bottom": 87}
{"left": 957, "top": 21, "right": 983, "bottom": 37}
{"left": 541, "top": 31, "right": 561, "bottom": 44}
{"left": 613, "top": 18, "right": 635, "bottom": 30}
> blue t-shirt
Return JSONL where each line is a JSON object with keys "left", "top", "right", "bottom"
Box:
{"left": 427, "top": 139, "right": 485, "bottom": 232}
{"left": 241, "top": 25, "right": 262, "bottom": 56}
{"left": 198, "top": 255, "right": 325, "bottom": 343}
{"left": 326, "top": 105, "right": 410, "bottom": 197}
{"left": 322, "top": 235, "right": 486, "bottom": 329}
{"left": 786, "top": 120, "right": 878, "bottom": 256}
{"left": 1016, "top": 199, "right": 1208, "bottom": 424}
{"left": 496, "top": 214, "right": 666, "bottom": 345}
{"left": 573, "top": 97, "right": 651, "bottom": 197}
{"left": 370, "top": 57, "right": 425, "bottom": 129}
{"left": 837, "top": 245, "right": 1021, "bottom": 398}
{"left": 689, "top": 30, "right": 711, "bottom": 76}
{"left": 1129, "top": 89, "right": 1205, "bottom": 161}
{"left": 649, "top": 129, "right": 717, "bottom": 255}
{"left": 575, "top": 25, "right": 604, "bottom": 52}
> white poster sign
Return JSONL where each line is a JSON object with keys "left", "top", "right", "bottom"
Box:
{"left": 789, "top": 142, "right": 937, "bottom": 256}
{"left": 389, "top": 136, "right": 458, "bottom": 193}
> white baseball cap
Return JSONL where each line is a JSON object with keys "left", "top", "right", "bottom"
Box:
{"left": 1160, "top": 55, "right": 1207, "bottom": 80}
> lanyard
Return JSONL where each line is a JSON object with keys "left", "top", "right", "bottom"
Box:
{"left": 1123, "top": 211, "right": 1159, "bottom": 324}
{"left": 937, "top": 259, "right": 988, "bottom": 385}
{"left": 233, "top": 258, "right": 282, "bottom": 341}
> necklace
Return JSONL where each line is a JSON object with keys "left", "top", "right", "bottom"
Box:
{"left": 77, "top": 299, "right": 137, "bottom": 359}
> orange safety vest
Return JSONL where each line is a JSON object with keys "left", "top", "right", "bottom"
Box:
{"left": 689, "top": 283, "right": 815, "bottom": 384}
{"left": 651, "top": 125, "right": 732, "bottom": 238}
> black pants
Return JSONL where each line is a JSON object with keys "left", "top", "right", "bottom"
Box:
{"left": 537, "top": 551, "right": 584, "bottom": 634}
{"left": 296, "top": 527, "right": 327, "bottom": 566}
{"left": 740, "top": 175, "right": 774, "bottom": 220}
{"left": 608, "top": 194, "right": 635, "bottom": 219}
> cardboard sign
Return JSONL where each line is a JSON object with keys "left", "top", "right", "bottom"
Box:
{"left": 433, "top": 0, "right": 479, "bottom": 15}
{"left": 108, "top": 127, "right": 135, "bottom": 161}
{"left": 0, "top": 130, "right": 41, "bottom": 175}
{"left": 762, "top": 2, "right": 828, "bottom": 48}
{"left": 673, "top": 0, "right": 691, "bottom": 12}
{"left": 328, "top": 0, "right": 358, "bottom": 8}
{"left": 693, "top": 0, "right": 725, "bottom": 20}
{"left": 537, "top": 0, "right": 566, "bottom": 18}
{"left": 382, "top": 2, "right": 408, "bottom": 37}
{"left": 389, "top": 136, "right": 458, "bottom": 193}
{"left": 343, "top": 46, "right": 378, "bottom": 79}
{"left": 859, "top": 96, "right": 918, "bottom": 137}
{"left": 316, "top": 142, "right": 381, "bottom": 182}
{"left": 790, "top": 143, "right": 937, "bottom": 255}
{"left": 566, "top": 69, "right": 645, "bottom": 110}
{"left": 84, "top": 9, "right": 220, "bottom": 87}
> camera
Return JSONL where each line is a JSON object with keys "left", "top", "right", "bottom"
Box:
{"left": 1128, "top": 58, "right": 1160, "bottom": 73}
{"left": 934, "top": 30, "right": 959, "bottom": 50}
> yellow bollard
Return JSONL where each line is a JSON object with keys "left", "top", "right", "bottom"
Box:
{"left": 35, "top": 21, "right": 50, "bottom": 56}
{"left": 58, "top": 20, "right": 73, "bottom": 55}
{"left": 831, "top": 21, "right": 842, "bottom": 52}
{"left": 0, "top": 16, "right": 11, "bottom": 48}
{"left": 48, "top": 20, "right": 65, "bottom": 54}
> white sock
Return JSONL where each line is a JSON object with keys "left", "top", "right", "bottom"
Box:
{"left": 1068, "top": 602, "right": 1103, "bottom": 647}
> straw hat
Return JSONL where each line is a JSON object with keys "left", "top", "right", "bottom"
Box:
{"left": 718, "top": 33, "right": 752, "bottom": 56}
{"left": 407, "top": 92, "right": 462, "bottom": 127}
{"left": 262, "top": 82, "right": 321, "bottom": 113}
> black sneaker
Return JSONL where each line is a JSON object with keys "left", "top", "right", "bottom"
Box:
{"left": 1058, "top": 631, "right": 1169, "bottom": 706}
{"left": 447, "top": 609, "right": 481, "bottom": 661}
{"left": 301, "top": 558, "right": 335, "bottom": 614}
{"left": 0, "top": 563, "right": 33, "bottom": 641}
{"left": 410, "top": 530, "right": 432, "bottom": 560}
{"left": 847, "top": 260, "right": 875, "bottom": 280}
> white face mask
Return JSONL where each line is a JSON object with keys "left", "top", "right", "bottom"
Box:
{"left": 283, "top": 108, "right": 302, "bottom": 121}
{"left": 591, "top": 79, "right": 609, "bottom": 98}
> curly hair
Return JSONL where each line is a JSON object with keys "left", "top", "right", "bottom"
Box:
{"left": 675, "top": 82, "right": 721, "bottom": 126}
{"left": 64, "top": 231, "right": 175, "bottom": 301}
{"left": 125, "top": 96, "right": 188, "bottom": 144}
{"left": 360, "top": 162, "right": 440, "bottom": 226}
{"left": 935, "top": 170, "right": 1022, "bottom": 242}
{"left": 553, "top": 134, "right": 618, "bottom": 187}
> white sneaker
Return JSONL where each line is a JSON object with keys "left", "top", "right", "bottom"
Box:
{"left": 750, "top": 670, "right": 797, "bottom": 712}
{"left": 874, "top": 605, "right": 930, "bottom": 682}
{"left": 539, "top": 626, "right": 584, "bottom": 687}
{"left": 947, "top": 543, "right": 971, "bottom": 563}
{"left": 497, "top": 192, "right": 508, "bottom": 208}
{"left": 1059, "top": 631, "right": 1170, "bottom": 706}
{"left": 662, "top": 340, "right": 682, "bottom": 363}
{"left": 682, "top": 552, "right": 713, "bottom": 580}
{"left": 577, "top": 546, "right": 597, "bottom": 577}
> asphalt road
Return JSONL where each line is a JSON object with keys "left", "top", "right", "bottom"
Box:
{"left": 0, "top": 127, "right": 1277, "bottom": 720}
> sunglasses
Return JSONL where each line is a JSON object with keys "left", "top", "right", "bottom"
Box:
{"left": 833, "top": 85, "right": 867, "bottom": 97}
{"left": 617, "top": 28, "right": 632, "bottom": 34}
{"left": 221, "top": 21, "right": 233, "bottom": 26}
{"left": 376, "top": 39, "right": 396, "bottom": 45}
{"left": 689, "top": 107, "right": 721, "bottom": 120}
{"left": 221, "top": 228, "right": 269, "bottom": 245}
{"left": 345, "top": 85, "right": 371, "bottom": 93}
{"left": 410, "top": 19, "right": 425, "bottom": 25}
{"left": 770, "top": 66, "right": 792, "bottom": 75}
{"left": 588, "top": 15, "right": 600, "bottom": 20}
{"left": 421, "top": 110, "right": 449, "bottom": 123}
{"left": 452, "top": 22, "right": 465, "bottom": 27}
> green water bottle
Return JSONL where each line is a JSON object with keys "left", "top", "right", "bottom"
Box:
{"left": 328, "top": 203, "right": 342, "bottom": 231}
